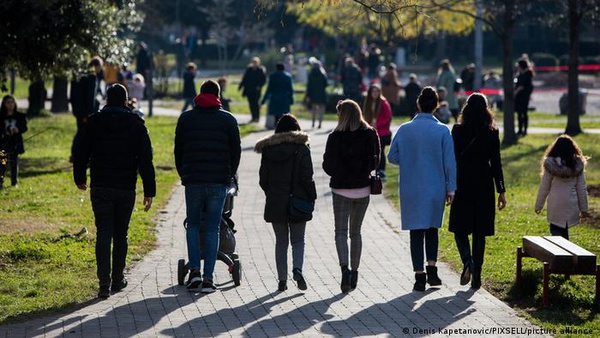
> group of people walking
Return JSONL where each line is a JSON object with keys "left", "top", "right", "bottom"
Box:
{"left": 70, "top": 57, "right": 587, "bottom": 300}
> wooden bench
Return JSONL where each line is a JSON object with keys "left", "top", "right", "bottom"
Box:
{"left": 516, "top": 236, "right": 600, "bottom": 306}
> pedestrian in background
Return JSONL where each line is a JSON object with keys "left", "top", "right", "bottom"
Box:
{"left": 449, "top": 93, "right": 506, "bottom": 290}
{"left": 261, "top": 63, "right": 294, "bottom": 130}
{"left": 73, "top": 84, "right": 156, "bottom": 299}
{"left": 305, "top": 57, "right": 328, "bottom": 129}
{"left": 403, "top": 73, "right": 421, "bottom": 117}
{"left": 363, "top": 84, "right": 392, "bottom": 178}
{"left": 70, "top": 56, "right": 103, "bottom": 162}
{"left": 535, "top": 135, "right": 589, "bottom": 240}
{"left": 254, "top": 114, "right": 317, "bottom": 292}
{"left": 0, "top": 95, "right": 27, "bottom": 188}
{"left": 381, "top": 63, "right": 401, "bottom": 114}
{"left": 239, "top": 56, "right": 267, "bottom": 123}
{"left": 181, "top": 62, "right": 197, "bottom": 113}
{"left": 174, "top": 80, "right": 241, "bottom": 293}
{"left": 388, "top": 86, "right": 456, "bottom": 292}
{"left": 340, "top": 57, "right": 363, "bottom": 105}
{"left": 128, "top": 74, "right": 145, "bottom": 110}
{"left": 436, "top": 59, "right": 459, "bottom": 121}
{"left": 217, "top": 77, "right": 232, "bottom": 112}
{"left": 323, "top": 99, "right": 380, "bottom": 293}
{"left": 515, "top": 59, "right": 534, "bottom": 136}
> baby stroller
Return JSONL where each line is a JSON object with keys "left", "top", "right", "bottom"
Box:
{"left": 177, "top": 179, "right": 242, "bottom": 287}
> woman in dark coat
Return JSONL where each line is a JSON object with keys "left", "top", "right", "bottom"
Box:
{"left": 305, "top": 59, "right": 328, "bottom": 129}
{"left": 254, "top": 114, "right": 317, "bottom": 292}
{"left": 261, "top": 63, "right": 294, "bottom": 129}
{"left": 449, "top": 93, "right": 507, "bottom": 289}
{"left": 514, "top": 59, "right": 534, "bottom": 136}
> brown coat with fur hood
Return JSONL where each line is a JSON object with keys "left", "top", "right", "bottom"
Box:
{"left": 535, "top": 156, "right": 588, "bottom": 228}
{"left": 255, "top": 131, "right": 317, "bottom": 223}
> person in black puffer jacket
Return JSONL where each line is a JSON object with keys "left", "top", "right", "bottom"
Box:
{"left": 255, "top": 114, "right": 317, "bottom": 292}
{"left": 174, "top": 80, "right": 241, "bottom": 293}
{"left": 73, "top": 84, "right": 156, "bottom": 299}
{"left": 323, "top": 99, "right": 380, "bottom": 293}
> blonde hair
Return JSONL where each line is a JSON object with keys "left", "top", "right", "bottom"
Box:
{"left": 334, "top": 99, "right": 371, "bottom": 132}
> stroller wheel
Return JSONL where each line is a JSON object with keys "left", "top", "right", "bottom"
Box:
{"left": 177, "top": 259, "right": 188, "bottom": 286}
{"left": 232, "top": 259, "right": 242, "bottom": 286}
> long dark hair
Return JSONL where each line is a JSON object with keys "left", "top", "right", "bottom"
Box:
{"left": 363, "top": 84, "right": 382, "bottom": 124}
{"left": 458, "top": 93, "right": 496, "bottom": 132}
{"left": 0, "top": 95, "right": 17, "bottom": 117}
{"left": 543, "top": 134, "right": 586, "bottom": 170}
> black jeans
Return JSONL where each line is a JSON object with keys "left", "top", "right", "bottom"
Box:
{"left": 91, "top": 187, "right": 136, "bottom": 288}
{"left": 246, "top": 91, "right": 261, "bottom": 120}
{"left": 409, "top": 228, "right": 439, "bottom": 272}
{"left": 454, "top": 233, "right": 486, "bottom": 268}
{"left": 550, "top": 224, "right": 569, "bottom": 240}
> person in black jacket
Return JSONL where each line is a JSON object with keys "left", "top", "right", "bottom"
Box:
{"left": 254, "top": 114, "right": 317, "bottom": 292}
{"left": 449, "top": 93, "right": 506, "bottom": 289}
{"left": 73, "top": 84, "right": 156, "bottom": 299}
{"left": 70, "top": 56, "right": 103, "bottom": 162}
{"left": 238, "top": 56, "right": 267, "bottom": 123}
{"left": 323, "top": 99, "right": 380, "bottom": 293}
{"left": 181, "top": 62, "right": 197, "bottom": 113}
{"left": 514, "top": 59, "right": 534, "bottom": 136}
{"left": 174, "top": 80, "right": 242, "bottom": 293}
{"left": 0, "top": 95, "right": 27, "bottom": 188}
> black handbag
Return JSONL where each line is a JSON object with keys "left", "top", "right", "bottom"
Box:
{"left": 370, "top": 174, "right": 382, "bottom": 195}
{"left": 288, "top": 149, "right": 314, "bottom": 222}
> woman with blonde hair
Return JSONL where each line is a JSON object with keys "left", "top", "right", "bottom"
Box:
{"left": 323, "top": 100, "right": 380, "bottom": 293}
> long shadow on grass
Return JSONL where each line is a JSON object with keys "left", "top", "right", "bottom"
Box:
{"left": 18, "top": 157, "right": 70, "bottom": 178}
{"left": 507, "top": 268, "right": 599, "bottom": 326}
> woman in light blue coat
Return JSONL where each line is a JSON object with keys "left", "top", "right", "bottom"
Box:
{"left": 388, "top": 86, "right": 457, "bottom": 292}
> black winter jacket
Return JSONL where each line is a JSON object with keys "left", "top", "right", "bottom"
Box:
{"left": 174, "top": 100, "right": 241, "bottom": 185}
{"left": 323, "top": 127, "right": 380, "bottom": 189}
{"left": 73, "top": 105, "right": 156, "bottom": 197}
{"left": 255, "top": 131, "right": 317, "bottom": 223}
{"left": 0, "top": 111, "right": 27, "bottom": 154}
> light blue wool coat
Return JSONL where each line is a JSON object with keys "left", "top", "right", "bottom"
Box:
{"left": 388, "top": 113, "right": 457, "bottom": 230}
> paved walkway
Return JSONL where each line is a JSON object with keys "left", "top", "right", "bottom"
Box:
{"left": 0, "top": 109, "right": 554, "bottom": 337}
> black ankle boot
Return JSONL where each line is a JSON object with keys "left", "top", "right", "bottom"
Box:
{"left": 341, "top": 266, "right": 351, "bottom": 293}
{"left": 350, "top": 270, "right": 358, "bottom": 290}
{"left": 460, "top": 261, "right": 472, "bottom": 286}
{"left": 413, "top": 273, "right": 426, "bottom": 291}
{"left": 471, "top": 266, "right": 482, "bottom": 289}
{"left": 426, "top": 266, "right": 442, "bottom": 286}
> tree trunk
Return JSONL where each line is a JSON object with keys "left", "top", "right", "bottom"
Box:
{"left": 51, "top": 76, "right": 69, "bottom": 113}
{"left": 501, "top": 0, "right": 517, "bottom": 145}
{"left": 565, "top": 0, "right": 582, "bottom": 136}
{"left": 27, "top": 80, "right": 47, "bottom": 117}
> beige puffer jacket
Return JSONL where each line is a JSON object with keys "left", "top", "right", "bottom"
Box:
{"left": 535, "top": 156, "right": 588, "bottom": 228}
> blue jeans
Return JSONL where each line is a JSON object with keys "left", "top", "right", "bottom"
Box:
{"left": 185, "top": 184, "right": 227, "bottom": 281}
{"left": 90, "top": 187, "right": 136, "bottom": 288}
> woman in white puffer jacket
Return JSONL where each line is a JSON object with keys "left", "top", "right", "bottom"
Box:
{"left": 535, "top": 135, "right": 589, "bottom": 239}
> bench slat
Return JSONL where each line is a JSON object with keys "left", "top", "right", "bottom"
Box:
{"left": 543, "top": 236, "right": 597, "bottom": 273}
{"left": 523, "top": 236, "right": 574, "bottom": 270}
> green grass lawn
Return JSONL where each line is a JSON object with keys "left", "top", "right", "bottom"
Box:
{"left": 0, "top": 113, "right": 256, "bottom": 324}
{"left": 383, "top": 133, "right": 600, "bottom": 335}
